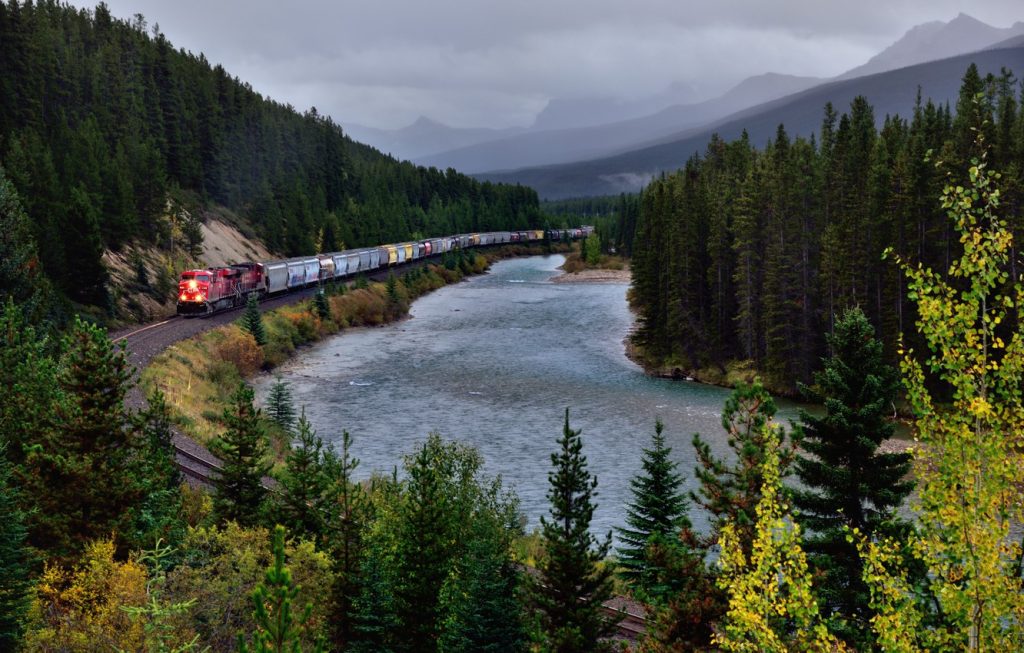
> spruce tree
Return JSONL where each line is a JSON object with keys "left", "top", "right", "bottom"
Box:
{"left": 532, "top": 409, "right": 618, "bottom": 652}
{"left": 212, "top": 383, "right": 270, "bottom": 527}
{"left": 265, "top": 376, "right": 296, "bottom": 433}
{"left": 274, "top": 409, "right": 329, "bottom": 543}
{"left": 325, "top": 431, "right": 367, "bottom": 650}
{"left": 0, "top": 443, "right": 31, "bottom": 649}
{"left": 242, "top": 293, "right": 267, "bottom": 347}
{"left": 314, "top": 288, "right": 330, "bottom": 320}
{"left": 793, "top": 306, "right": 912, "bottom": 644}
{"left": 691, "top": 380, "right": 796, "bottom": 555}
{"left": 239, "top": 525, "right": 325, "bottom": 653}
{"left": 130, "top": 388, "right": 185, "bottom": 548}
{"left": 27, "top": 316, "right": 143, "bottom": 558}
{"left": 615, "top": 419, "right": 690, "bottom": 603}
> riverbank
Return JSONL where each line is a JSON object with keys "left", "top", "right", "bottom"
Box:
{"left": 140, "top": 244, "right": 569, "bottom": 454}
{"left": 550, "top": 268, "right": 632, "bottom": 283}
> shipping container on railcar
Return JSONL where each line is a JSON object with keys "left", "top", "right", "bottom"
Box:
{"left": 318, "top": 255, "right": 335, "bottom": 281}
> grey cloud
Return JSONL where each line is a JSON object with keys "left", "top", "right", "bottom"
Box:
{"left": 98, "top": 0, "right": 1023, "bottom": 129}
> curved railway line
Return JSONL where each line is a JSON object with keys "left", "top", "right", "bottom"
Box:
{"left": 113, "top": 245, "right": 648, "bottom": 642}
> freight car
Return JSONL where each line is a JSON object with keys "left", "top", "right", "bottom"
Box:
{"left": 176, "top": 227, "right": 592, "bottom": 317}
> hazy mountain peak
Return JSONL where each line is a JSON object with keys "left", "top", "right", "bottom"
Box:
{"left": 839, "top": 13, "right": 1024, "bottom": 80}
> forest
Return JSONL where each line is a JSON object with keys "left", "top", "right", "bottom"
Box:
{"left": 0, "top": 0, "right": 542, "bottom": 311}
{"left": 628, "top": 64, "right": 1024, "bottom": 392}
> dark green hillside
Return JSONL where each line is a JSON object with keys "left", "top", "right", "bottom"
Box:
{"left": 0, "top": 1, "right": 540, "bottom": 310}
{"left": 482, "top": 46, "right": 1024, "bottom": 199}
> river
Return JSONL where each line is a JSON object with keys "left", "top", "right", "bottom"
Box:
{"left": 253, "top": 254, "right": 800, "bottom": 538}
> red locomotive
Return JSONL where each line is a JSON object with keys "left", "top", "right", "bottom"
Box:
{"left": 177, "top": 264, "right": 266, "bottom": 315}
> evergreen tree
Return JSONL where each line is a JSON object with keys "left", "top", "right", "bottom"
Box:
{"left": 691, "top": 380, "right": 796, "bottom": 555}
{"left": 0, "top": 165, "right": 57, "bottom": 326}
{"left": 242, "top": 294, "right": 267, "bottom": 347}
{"left": 274, "top": 409, "right": 329, "bottom": 543}
{"left": 212, "top": 383, "right": 270, "bottom": 527}
{"left": 324, "top": 431, "right": 368, "bottom": 650}
{"left": 615, "top": 419, "right": 690, "bottom": 603}
{"left": 532, "top": 409, "right": 618, "bottom": 652}
{"left": 0, "top": 443, "right": 31, "bottom": 649}
{"left": 792, "top": 306, "right": 912, "bottom": 645}
{"left": 130, "top": 387, "right": 185, "bottom": 548}
{"left": 437, "top": 511, "right": 526, "bottom": 653}
{"left": 25, "top": 316, "right": 143, "bottom": 559}
{"left": 265, "top": 376, "right": 296, "bottom": 433}
{"left": 314, "top": 288, "right": 330, "bottom": 320}
{"left": 239, "top": 525, "right": 325, "bottom": 653}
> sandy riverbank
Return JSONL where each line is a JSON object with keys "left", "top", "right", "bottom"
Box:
{"left": 550, "top": 267, "right": 631, "bottom": 283}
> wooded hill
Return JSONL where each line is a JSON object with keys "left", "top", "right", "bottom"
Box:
{"left": 629, "top": 65, "right": 1024, "bottom": 392}
{"left": 0, "top": 1, "right": 541, "bottom": 310}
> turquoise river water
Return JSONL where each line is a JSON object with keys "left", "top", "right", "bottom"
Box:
{"left": 253, "top": 255, "right": 800, "bottom": 538}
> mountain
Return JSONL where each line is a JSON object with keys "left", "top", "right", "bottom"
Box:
{"left": 342, "top": 116, "right": 525, "bottom": 162}
{"left": 479, "top": 46, "right": 1024, "bottom": 199}
{"left": 414, "top": 73, "right": 821, "bottom": 174}
{"left": 530, "top": 80, "right": 702, "bottom": 131}
{"left": 839, "top": 13, "right": 1024, "bottom": 79}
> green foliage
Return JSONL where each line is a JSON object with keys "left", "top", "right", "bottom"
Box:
{"left": 130, "top": 388, "right": 187, "bottom": 550}
{"left": 792, "top": 306, "right": 913, "bottom": 646}
{"left": 0, "top": 442, "right": 32, "bottom": 649}
{"left": 313, "top": 288, "right": 330, "bottom": 321}
{"left": 265, "top": 376, "right": 296, "bottom": 433}
{"left": 180, "top": 210, "right": 204, "bottom": 260}
{"left": 239, "top": 525, "right": 325, "bottom": 653}
{"left": 691, "top": 380, "right": 795, "bottom": 555}
{"left": 243, "top": 294, "right": 268, "bottom": 347}
{"left": 164, "top": 523, "right": 333, "bottom": 652}
{"left": 212, "top": 383, "right": 270, "bottom": 527}
{"left": 714, "top": 424, "right": 844, "bottom": 653}
{"left": 531, "top": 409, "right": 618, "bottom": 652}
{"left": 0, "top": 166, "right": 59, "bottom": 326}
{"left": 121, "top": 540, "right": 203, "bottom": 653}
{"left": 630, "top": 66, "right": 1021, "bottom": 392}
{"left": 273, "top": 410, "right": 330, "bottom": 544}
{"left": 23, "top": 316, "right": 143, "bottom": 559}
{"left": 351, "top": 434, "right": 523, "bottom": 653}
{"left": 616, "top": 419, "right": 691, "bottom": 603}
{"left": 584, "top": 232, "right": 601, "bottom": 265}
{"left": 860, "top": 119, "right": 1024, "bottom": 651}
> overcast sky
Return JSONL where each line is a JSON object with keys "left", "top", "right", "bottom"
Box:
{"left": 96, "top": 1, "right": 1023, "bottom": 130}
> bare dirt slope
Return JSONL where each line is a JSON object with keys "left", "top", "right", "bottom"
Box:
{"left": 199, "top": 219, "right": 274, "bottom": 267}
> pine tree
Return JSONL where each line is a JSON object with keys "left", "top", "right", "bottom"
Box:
{"left": 314, "top": 288, "right": 330, "bottom": 320}
{"left": 0, "top": 443, "right": 31, "bottom": 649}
{"left": 130, "top": 387, "right": 185, "bottom": 548}
{"left": 324, "top": 431, "right": 368, "bottom": 650}
{"left": 242, "top": 293, "right": 267, "bottom": 347}
{"left": 0, "top": 165, "right": 57, "bottom": 325}
{"left": 239, "top": 525, "right": 325, "bottom": 653}
{"left": 26, "top": 316, "right": 143, "bottom": 558}
{"left": 616, "top": 419, "right": 690, "bottom": 603}
{"left": 691, "top": 380, "right": 796, "bottom": 555}
{"left": 212, "top": 383, "right": 270, "bottom": 527}
{"left": 792, "top": 306, "right": 912, "bottom": 645}
{"left": 274, "top": 409, "right": 329, "bottom": 543}
{"left": 265, "top": 376, "right": 296, "bottom": 433}
{"left": 532, "top": 409, "right": 618, "bottom": 652}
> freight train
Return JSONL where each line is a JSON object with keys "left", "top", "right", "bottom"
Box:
{"left": 176, "top": 228, "right": 592, "bottom": 316}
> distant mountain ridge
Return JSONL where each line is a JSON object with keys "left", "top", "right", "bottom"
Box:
{"left": 839, "top": 13, "right": 1024, "bottom": 80}
{"left": 478, "top": 46, "right": 1024, "bottom": 199}
{"left": 342, "top": 117, "right": 525, "bottom": 162}
{"left": 413, "top": 73, "right": 822, "bottom": 174}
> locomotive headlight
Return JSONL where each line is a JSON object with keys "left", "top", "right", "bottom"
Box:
{"left": 188, "top": 280, "right": 198, "bottom": 290}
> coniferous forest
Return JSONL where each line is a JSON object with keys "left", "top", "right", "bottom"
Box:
{"left": 5, "top": 0, "right": 1024, "bottom": 651}
{"left": 0, "top": 0, "right": 541, "bottom": 310}
{"left": 629, "top": 64, "right": 1024, "bottom": 392}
